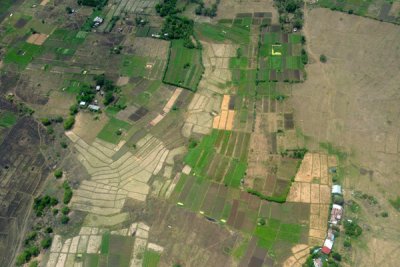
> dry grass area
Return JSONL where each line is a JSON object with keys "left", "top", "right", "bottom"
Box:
{"left": 290, "top": 8, "right": 400, "bottom": 266}
{"left": 72, "top": 112, "right": 109, "bottom": 144}
{"left": 150, "top": 88, "right": 182, "bottom": 126}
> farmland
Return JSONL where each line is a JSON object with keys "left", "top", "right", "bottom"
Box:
{"left": 0, "top": 0, "right": 398, "bottom": 266}
{"left": 163, "top": 40, "right": 204, "bottom": 91}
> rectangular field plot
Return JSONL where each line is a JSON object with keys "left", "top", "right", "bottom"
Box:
{"left": 143, "top": 250, "right": 161, "bottom": 267}
{"left": 97, "top": 117, "right": 131, "bottom": 144}
{"left": 194, "top": 22, "right": 251, "bottom": 44}
{"left": 163, "top": 40, "right": 204, "bottom": 92}
{"left": 184, "top": 129, "right": 250, "bottom": 187}
{"left": 0, "top": 111, "right": 17, "bottom": 128}
{"left": 257, "top": 26, "right": 304, "bottom": 82}
{"left": 170, "top": 175, "right": 262, "bottom": 229}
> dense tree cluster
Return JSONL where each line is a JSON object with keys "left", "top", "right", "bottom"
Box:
{"left": 77, "top": 0, "right": 108, "bottom": 8}
{"left": 275, "top": 0, "right": 304, "bottom": 30}
{"left": 156, "top": 0, "right": 180, "bottom": 17}
{"left": 33, "top": 195, "right": 58, "bottom": 217}
{"left": 193, "top": 0, "right": 220, "bottom": 17}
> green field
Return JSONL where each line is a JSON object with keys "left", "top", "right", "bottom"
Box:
{"left": 0, "top": 111, "right": 17, "bottom": 128}
{"left": 184, "top": 130, "right": 250, "bottom": 187}
{"left": 4, "top": 42, "right": 43, "bottom": 68}
{"left": 143, "top": 250, "right": 161, "bottom": 267}
{"left": 97, "top": 117, "right": 131, "bottom": 144}
{"left": 163, "top": 40, "right": 204, "bottom": 91}
{"left": 194, "top": 22, "right": 250, "bottom": 44}
{"left": 120, "top": 55, "right": 148, "bottom": 77}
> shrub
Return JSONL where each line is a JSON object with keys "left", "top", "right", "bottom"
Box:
{"left": 61, "top": 206, "right": 70, "bottom": 215}
{"left": 69, "top": 104, "right": 78, "bottom": 115}
{"left": 61, "top": 215, "right": 70, "bottom": 224}
{"left": 333, "top": 195, "right": 344, "bottom": 205}
{"left": 320, "top": 54, "right": 327, "bottom": 63}
{"left": 344, "top": 220, "right": 362, "bottom": 237}
{"left": 389, "top": 196, "right": 400, "bottom": 211}
{"left": 54, "top": 169, "right": 63, "bottom": 179}
{"left": 52, "top": 208, "right": 59, "bottom": 215}
{"left": 64, "top": 116, "right": 75, "bottom": 130}
{"left": 54, "top": 116, "right": 63, "bottom": 123}
{"left": 343, "top": 238, "right": 351, "bottom": 248}
{"left": 45, "top": 227, "right": 53, "bottom": 233}
{"left": 301, "top": 49, "right": 308, "bottom": 64}
{"left": 41, "top": 118, "right": 51, "bottom": 126}
{"left": 60, "top": 141, "right": 68, "bottom": 148}
{"left": 332, "top": 252, "right": 342, "bottom": 261}
{"left": 28, "top": 245, "right": 40, "bottom": 257}
{"left": 29, "top": 260, "right": 39, "bottom": 267}
{"left": 41, "top": 236, "right": 52, "bottom": 249}
{"left": 63, "top": 181, "right": 73, "bottom": 204}
{"left": 15, "top": 250, "right": 31, "bottom": 266}
{"left": 24, "top": 231, "right": 37, "bottom": 245}
{"left": 381, "top": 211, "right": 389, "bottom": 217}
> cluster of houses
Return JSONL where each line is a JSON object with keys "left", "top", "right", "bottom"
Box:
{"left": 313, "top": 184, "right": 343, "bottom": 267}
{"left": 79, "top": 85, "right": 102, "bottom": 112}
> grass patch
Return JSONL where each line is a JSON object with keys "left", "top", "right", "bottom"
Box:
{"left": 97, "top": 117, "right": 131, "bottom": 144}
{"left": 195, "top": 22, "right": 250, "bottom": 44}
{"left": 4, "top": 42, "right": 43, "bottom": 68}
{"left": 163, "top": 40, "right": 204, "bottom": 91}
{"left": 120, "top": 55, "right": 147, "bottom": 77}
{"left": 0, "top": 111, "right": 17, "bottom": 128}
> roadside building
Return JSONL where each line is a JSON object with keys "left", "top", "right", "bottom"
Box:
{"left": 332, "top": 185, "right": 342, "bottom": 195}
{"left": 330, "top": 204, "right": 343, "bottom": 225}
{"left": 313, "top": 258, "right": 323, "bottom": 267}
{"left": 321, "top": 238, "right": 334, "bottom": 254}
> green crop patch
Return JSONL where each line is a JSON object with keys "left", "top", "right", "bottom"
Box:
{"left": 195, "top": 22, "right": 250, "bottom": 44}
{"left": 4, "top": 42, "right": 43, "bottom": 68}
{"left": 143, "top": 250, "right": 161, "bottom": 267}
{"left": 0, "top": 111, "right": 17, "bottom": 128}
{"left": 257, "top": 27, "right": 305, "bottom": 82}
{"left": 100, "top": 232, "right": 110, "bottom": 254}
{"left": 97, "top": 117, "right": 131, "bottom": 144}
{"left": 184, "top": 130, "right": 249, "bottom": 188}
{"left": 163, "top": 40, "right": 204, "bottom": 91}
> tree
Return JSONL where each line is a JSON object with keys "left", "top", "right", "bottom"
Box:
{"left": 28, "top": 245, "right": 40, "bottom": 257}
{"left": 332, "top": 252, "right": 342, "bottom": 261}
{"left": 61, "top": 206, "right": 70, "bottom": 215}
{"left": 301, "top": 49, "right": 308, "bottom": 64}
{"left": 54, "top": 169, "right": 63, "bottom": 179}
{"left": 41, "top": 118, "right": 51, "bottom": 126}
{"left": 66, "top": 6, "right": 73, "bottom": 14}
{"left": 41, "top": 236, "right": 52, "bottom": 249}
{"left": 64, "top": 116, "right": 75, "bottom": 130}
{"left": 15, "top": 250, "right": 31, "bottom": 266}
{"left": 69, "top": 104, "right": 78, "bottom": 115}
{"left": 61, "top": 215, "right": 70, "bottom": 224}
{"left": 320, "top": 54, "right": 327, "bottom": 63}
{"left": 344, "top": 220, "right": 362, "bottom": 237}
{"left": 63, "top": 181, "right": 73, "bottom": 204}
{"left": 103, "top": 91, "right": 114, "bottom": 106}
{"left": 333, "top": 195, "right": 344, "bottom": 205}
{"left": 29, "top": 260, "right": 39, "bottom": 267}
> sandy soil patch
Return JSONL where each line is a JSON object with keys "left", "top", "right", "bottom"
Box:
{"left": 40, "top": 0, "right": 50, "bottom": 5}
{"left": 26, "top": 33, "right": 49, "bottom": 45}
{"left": 117, "top": 76, "right": 130, "bottom": 86}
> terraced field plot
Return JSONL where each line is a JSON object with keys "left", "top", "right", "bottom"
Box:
{"left": 258, "top": 26, "right": 304, "bottom": 82}
{"left": 163, "top": 40, "right": 204, "bottom": 91}
{"left": 184, "top": 129, "right": 250, "bottom": 187}
{"left": 66, "top": 132, "right": 170, "bottom": 215}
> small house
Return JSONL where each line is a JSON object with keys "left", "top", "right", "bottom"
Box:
{"left": 330, "top": 204, "right": 343, "bottom": 225}
{"left": 321, "top": 238, "right": 334, "bottom": 254}
{"left": 93, "top": 16, "right": 103, "bottom": 27}
{"left": 332, "top": 185, "right": 342, "bottom": 195}
{"left": 313, "top": 258, "right": 323, "bottom": 267}
{"left": 88, "top": 104, "right": 100, "bottom": 112}
{"left": 79, "top": 101, "right": 86, "bottom": 107}
{"left": 96, "top": 85, "right": 101, "bottom": 91}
